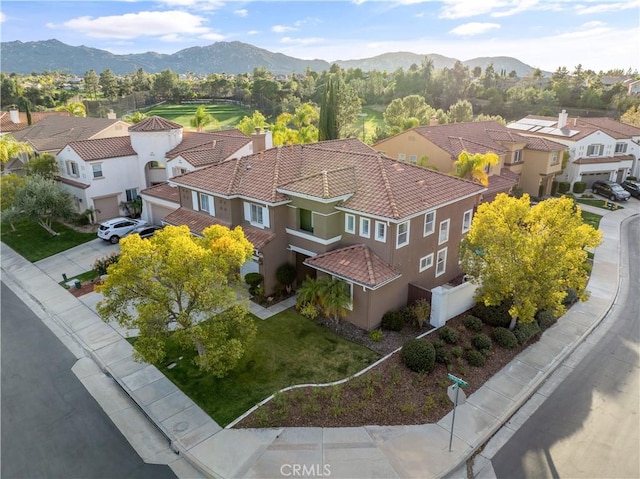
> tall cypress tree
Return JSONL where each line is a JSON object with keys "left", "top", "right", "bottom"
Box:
{"left": 318, "top": 76, "right": 338, "bottom": 141}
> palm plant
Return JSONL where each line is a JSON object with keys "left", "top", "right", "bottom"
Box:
{"left": 452, "top": 150, "right": 499, "bottom": 186}
{"left": 0, "top": 135, "right": 33, "bottom": 172}
{"left": 316, "top": 276, "right": 351, "bottom": 328}
{"left": 190, "top": 105, "right": 218, "bottom": 132}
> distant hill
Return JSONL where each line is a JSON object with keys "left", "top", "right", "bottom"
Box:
{"left": 0, "top": 39, "right": 542, "bottom": 77}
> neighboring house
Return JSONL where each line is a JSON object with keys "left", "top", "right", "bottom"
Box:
{"left": 56, "top": 115, "right": 255, "bottom": 223}
{"left": 0, "top": 108, "right": 72, "bottom": 134}
{"left": 372, "top": 121, "right": 567, "bottom": 199}
{"left": 162, "top": 139, "right": 485, "bottom": 330}
{"left": 624, "top": 79, "right": 640, "bottom": 96}
{"left": 508, "top": 110, "right": 640, "bottom": 186}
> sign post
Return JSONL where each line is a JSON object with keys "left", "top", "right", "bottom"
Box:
{"left": 447, "top": 373, "right": 468, "bottom": 452}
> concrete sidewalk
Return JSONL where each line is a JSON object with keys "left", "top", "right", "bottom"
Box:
{"left": 1, "top": 202, "right": 637, "bottom": 479}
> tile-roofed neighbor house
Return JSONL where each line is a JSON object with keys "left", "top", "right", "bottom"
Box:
{"left": 66, "top": 136, "right": 136, "bottom": 161}
{"left": 165, "top": 138, "right": 485, "bottom": 330}
{"left": 128, "top": 116, "right": 182, "bottom": 132}
{"left": 0, "top": 109, "right": 71, "bottom": 133}
{"left": 508, "top": 110, "right": 640, "bottom": 186}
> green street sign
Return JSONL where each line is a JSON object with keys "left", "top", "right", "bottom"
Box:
{"left": 447, "top": 373, "right": 468, "bottom": 388}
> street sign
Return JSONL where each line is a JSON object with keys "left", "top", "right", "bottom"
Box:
{"left": 447, "top": 384, "right": 466, "bottom": 405}
{"left": 447, "top": 373, "right": 468, "bottom": 388}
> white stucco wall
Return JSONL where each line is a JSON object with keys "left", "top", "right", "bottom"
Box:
{"left": 430, "top": 281, "right": 478, "bottom": 328}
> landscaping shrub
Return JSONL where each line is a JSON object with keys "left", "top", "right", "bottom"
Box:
{"left": 451, "top": 346, "right": 463, "bottom": 358}
{"left": 275, "top": 263, "right": 296, "bottom": 293}
{"left": 551, "top": 180, "right": 559, "bottom": 196}
{"left": 627, "top": 175, "right": 637, "bottom": 181}
{"left": 244, "top": 272, "right": 264, "bottom": 296}
{"left": 471, "top": 333, "right": 492, "bottom": 351}
{"left": 435, "top": 347, "right": 451, "bottom": 365}
{"left": 471, "top": 301, "right": 512, "bottom": 328}
{"left": 463, "top": 315, "right": 483, "bottom": 332}
{"left": 557, "top": 182, "right": 570, "bottom": 194}
{"left": 465, "top": 349, "right": 486, "bottom": 367}
{"left": 398, "top": 305, "right": 417, "bottom": 328}
{"left": 401, "top": 339, "right": 436, "bottom": 373}
{"left": 431, "top": 338, "right": 444, "bottom": 350}
{"left": 410, "top": 298, "right": 431, "bottom": 328}
{"left": 535, "top": 310, "right": 558, "bottom": 331}
{"left": 572, "top": 181, "right": 587, "bottom": 194}
{"left": 439, "top": 326, "right": 459, "bottom": 344}
{"left": 492, "top": 327, "right": 518, "bottom": 349}
{"left": 369, "top": 329, "right": 383, "bottom": 342}
{"left": 563, "top": 288, "right": 579, "bottom": 306}
{"left": 513, "top": 321, "right": 541, "bottom": 345}
{"left": 299, "top": 302, "right": 319, "bottom": 320}
{"left": 93, "top": 252, "right": 120, "bottom": 276}
{"left": 381, "top": 311, "right": 404, "bottom": 331}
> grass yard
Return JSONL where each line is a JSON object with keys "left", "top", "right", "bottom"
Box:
{"left": 581, "top": 210, "right": 602, "bottom": 229}
{"left": 143, "top": 102, "right": 252, "bottom": 130}
{"left": 576, "top": 197, "right": 624, "bottom": 211}
{"left": 145, "top": 308, "right": 380, "bottom": 426}
{"left": 1, "top": 219, "right": 97, "bottom": 262}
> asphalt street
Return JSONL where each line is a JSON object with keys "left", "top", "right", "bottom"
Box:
{"left": 490, "top": 216, "right": 640, "bottom": 478}
{"left": 1, "top": 282, "right": 177, "bottom": 479}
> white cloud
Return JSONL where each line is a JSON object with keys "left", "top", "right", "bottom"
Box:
{"left": 51, "top": 10, "right": 210, "bottom": 40}
{"left": 0, "top": 12, "right": 6, "bottom": 23}
{"left": 272, "top": 24, "right": 297, "bottom": 33}
{"left": 280, "top": 36, "right": 324, "bottom": 46}
{"left": 575, "top": 1, "right": 639, "bottom": 15}
{"left": 439, "top": 0, "right": 542, "bottom": 19}
{"left": 449, "top": 22, "right": 501, "bottom": 36}
{"left": 234, "top": 9, "right": 248, "bottom": 17}
{"left": 247, "top": 30, "right": 260, "bottom": 35}
{"left": 154, "top": 0, "right": 224, "bottom": 10}
{"left": 200, "top": 32, "right": 226, "bottom": 41}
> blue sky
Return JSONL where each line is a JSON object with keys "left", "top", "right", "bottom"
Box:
{"left": 1, "top": 0, "right": 638, "bottom": 73}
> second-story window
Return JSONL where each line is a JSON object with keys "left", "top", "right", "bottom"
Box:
{"left": 360, "top": 217, "right": 370, "bottom": 238}
{"left": 200, "top": 193, "right": 214, "bottom": 215}
{"left": 615, "top": 142, "right": 627, "bottom": 154}
{"left": 92, "top": 163, "right": 103, "bottom": 179}
{"left": 424, "top": 211, "right": 436, "bottom": 236}
{"left": 300, "top": 209, "right": 313, "bottom": 233}
{"left": 345, "top": 214, "right": 355, "bottom": 234}
{"left": 513, "top": 150, "right": 523, "bottom": 163}
{"left": 436, "top": 248, "right": 447, "bottom": 277}
{"left": 462, "top": 210, "right": 473, "bottom": 233}
{"left": 375, "top": 221, "right": 387, "bottom": 242}
{"left": 587, "top": 144, "right": 603, "bottom": 156}
{"left": 250, "top": 204, "right": 263, "bottom": 224}
{"left": 398, "top": 153, "right": 406, "bottom": 162}
{"left": 551, "top": 152, "right": 559, "bottom": 165}
{"left": 66, "top": 161, "right": 79, "bottom": 177}
{"left": 244, "top": 202, "right": 269, "bottom": 228}
{"left": 438, "top": 218, "right": 450, "bottom": 244}
{"left": 396, "top": 221, "right": 410, "bottom": 248}
{"left": 125, "top": 188, "right": 138, "bottom": 202}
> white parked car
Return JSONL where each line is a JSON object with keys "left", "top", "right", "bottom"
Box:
{"left": 97, "top": 217, "right": 147, "bottom": 244}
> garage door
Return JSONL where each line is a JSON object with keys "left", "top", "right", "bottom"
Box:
{"left": 93, "top": 195, "right": 120, "bottom": 222}
{"left": 151, "top": 205, "right": 175, "bottom": 225}
{"left": 240, "top": 258, "right": 259, "bottom": 280}
{"left": 580, "top": 172, "right": 610, "bottom": 188}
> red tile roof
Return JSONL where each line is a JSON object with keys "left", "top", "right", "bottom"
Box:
{"left": 170, "top": 140, "right": 485, "bottom": 221}
{"left": 278, "top": 167, "right": 357, "bottom": 200}
{"left": 57, "top": 176, "right": 90, "bottom": 189}
{"left": 574, "top": 155, "right": 633, "bottom": 165}
{"left": 162, "top": 207, "right": 275, "bottom": 249}
{"left": 66, "top": 136, "right": 136, "bottom": 161}
{"left": 166, "top": 130, "right": 251, "bottom": 167}
{"left": 514, "top": 114, "right": 640, "bottom": 141}
{"left": 140, "top": 182, "right": 180, "bottom": 202}
{"left": 129, "top": 116, "right": 182, "bottom": 132}
{"left": 304, "top": 244, "right": 401, "bottom": 289}
{"left": 0, "top": 110, "right": 71, "bottom": 133}
{"left": 524, "top": 136, "right": 567, "bottom": 151}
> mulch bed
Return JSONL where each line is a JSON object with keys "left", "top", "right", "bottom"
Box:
{"left": 67, "top": 279, "right": 101, "bottom": 297}
{"left": 235, "top": 313, "right": 533, "bottom": 428}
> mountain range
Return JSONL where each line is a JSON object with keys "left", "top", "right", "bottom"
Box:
{"left": 0, "top": 39, "right": 541, "bottom": 77}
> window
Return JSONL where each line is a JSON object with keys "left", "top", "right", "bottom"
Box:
{"left": 359, "top": 217, "right": 370, "bottom": 238}
{"left": 149, "top": 161, "right": 163, "bottom": 169}
{"left": 615, "top": 142, "right": 627, "bottom": 154}
{"left": 341, "top": 279, "right": 354, "bottom": 311}
{"left": 587, "top": 144, "right": 603, "bottom": 156}
{"left": 436, "top": 248, "right": 447, "bottom": 277}
{"left": 172, "top": 166, "right": 188, "bottom": 176}
{"left": 462, "top": 210, "right": 473, "bottom": 233}
{"left": 67, "top": 161, "right": 79, "bottom": 177}
{"left": 200, "top": 193, "right": 214, "bottom": 215}
{"left": 300, "top": 209, "right": 313, "bottom": 233}
{"left": 550, "top": 152, "right": 559, "bottom": 165}
{"left": 424, "top": 211, "right": 436, "bottom": 236}
{"left": 513, "top": 150, "right": 523, "bottom": 163}
{"left": 398, "top": 153, "right": 406, "bottom": 162}
{"left": 92, "top": 163, "right": 103, "bottom": 179}
{"left": 396, "top": 221, "right": 410, "bottom": 248}
{"left": 438, "top": 219, "right": 450, "bottom": 244}
{"left": 345, "top": 214, "right": 355, "bottom": 234}
{"left": 375, "top": 221, "right": 387, "bottom": 242}
{"left": 250, "top": 203, "right": 263, "bottom": 224}
{"left": 409, "top": 155, "right": 417, "bottom": 164}
{"left": 244, "top": 202, "right": 269, "bottom": 227}
{"left": 125, "top": 188, "right": 138, "bottom": 202}
{"left": 419, "top": 254, "right": 434, "bottom": 272}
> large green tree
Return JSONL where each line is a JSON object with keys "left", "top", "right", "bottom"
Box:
{"left": 24, "top": 153, "right": 58, "bottom": 179}
{"left": 0, "top": 135, "right": 33, "bottom": 172}
{"left": 384, "top": 95, "right": 436, "bottom": 134}
{"left": 99, "top": 69, "right": 119, "bottom": 100}
{"left": 190, "top": 105, "right": 218, "bottom": 132}
{"left": 84, "top": 69, "right": 100, "bottom": 100}
{"left": 460, "top": 194, "right": 602, "bottom": 329}
{"left": 318, "top": 76, "right": 339, "bottom": 141}
{"left": 97, "top": 224, "right": 257, "bottom": 376}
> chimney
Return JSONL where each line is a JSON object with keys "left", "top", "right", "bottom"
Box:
{"left": 106, "top": 109, "right": 116, "bottom": 120}
{"left": 558, "top": 109, "right": 568, "bottom": 129}
{"left": 252, "top": 127, "right": 266, "bottom": 153}
{"left": 9, "top": 107, "right": 20, "bottom": 124}
{"left": 264, "top": 127, "right": 273, "bottom": 150}
{"left": 429, "top": 117, "right": 438, "bottom": 126}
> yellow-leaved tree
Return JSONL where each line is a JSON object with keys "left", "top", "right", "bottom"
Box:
{"left": 459, "top": 194, "right": 602, "bottom": 330}
{"left": 97, "top": 224, "right": 257, "bottom": 377}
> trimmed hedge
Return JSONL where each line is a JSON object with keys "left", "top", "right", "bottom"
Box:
{"left": 439, "top": 326, "right": 459, "bottom": 344}
{"left": 401, "top": 339, "right": 436, "bottom": 373}
{"left": 493, "top": 327, "right": 518, "bottom": 349}
{"left": 573, "top": 181, "right": 587, "bottom": 193}
{"left": 381, "top": 311, "right": 404, "bottom": 331}
{"left": 563, "top": 288, "right": 579, "bottom": 306}
{"left": 536, "top": 310, "right": 558, "bottom": 331}
{"left": 471, "top": 302, "right": 512, "bottom": 328}
{"left": 558, "top": 182, "right": 570, "bottom": 194}
{"left": 463, "top": 315, "right": 483, "bottom": 332}
{"left": 471, "top": 333, "right": 492, "bottom": 351}
{"left": 435, "top": 346, "right": 452, "bottom": 365}
{"left": 513, "top": 321, "right": 541, "bottom": 345}
{"left": 465, "top": 349, "right": 486, "bottom": 367}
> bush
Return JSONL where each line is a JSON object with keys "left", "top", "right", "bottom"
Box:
{"left": 471, "top": 333, "right": 492, "bottom": 351}
{"left": 465, "top": 349, "right": 486, "bottom": 367}
{"left": 572, "top": 181, "right": 587, "bottom": 194}
{"left": 563, "top": 288, "right": 579, "bottom": 306}
{"left": 72, "top": 213, "right": 90, "bottom": 226}
{"left": 93, "top": 252, "right": 120, "bottom": 276}
{"left": 401, "top": 339, "right": 436, "bottom": 373}
{"left": 492, "top": 327, "right": 518, "bottom": 349}
{"left": 536, "top": 310, "right": 558, "bottom": 331}
{"left": 275, "top": 263, "right": 296, "bottom": 292}
{"left": 381, "top": 311, "right": 404, "bottom": 331}
{"left": 471, "top": 301, "right": 512, "bottom": 328}
{"left": 451, "top": 346, "right": 463, "bottom": 358}
{"left": 435, "top": 347, "right": 451, "bottom": 365}
{"left": 439, "top": 326, "right": 459, "bottom": 344}
{"left": 369, "top": 329, "right": 383, "bottom": 342}
{"left": 299, "top": 302, "right": 319, "bottom": 320}
{"left": 551, "top": 180, "right": 559, "bottom": 196}
{"left": 431, "top": 338, "right": 444, "bottom": 350}
{"left": 244, "top": 272, "right": 264, "bottom": 296}
{"left": 627, "top": 175, "right": 637, "bottom": 181}
{"left": 410, "top": 298, "right": 431, "bottom": 328}
{"left": 463, "top": 315, "right": 483, "bottom": 332}
{"left": 398, "top": 305, "right": 417, "bottom": 328}
{"left": 557, "top": 182, "right": 570, "bottom": 194}
{"left": 513, "top": 321, "right": 541, "bottom": 345}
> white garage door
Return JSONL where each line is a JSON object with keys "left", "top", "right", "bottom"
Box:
{"left": 93, "top": 195, "right": 120, "bottom": 222}
{"left": 581, "top": 172, "right": 610, "bottom": 188}
{"left": 151, "top": 205, "right": 175, "bottom": 225}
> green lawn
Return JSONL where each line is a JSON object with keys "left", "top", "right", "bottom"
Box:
{"left": 581, "top": 210, "right": 602, "bottom": 229}
{"left": 143, "top": 102, "right": 252, "bottom": 129}
{"left": 576, "top": 197, "right": 624, "bottom": 211}
{"left": 141, "top": 308, "right": 380, "bottom": 426}
{"left": 1, "top": 219, "right": 97, "bottom": 262}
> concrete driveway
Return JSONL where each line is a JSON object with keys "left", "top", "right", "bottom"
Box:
{"left": 34, "top": 238, "right": 120, "bottom": 283}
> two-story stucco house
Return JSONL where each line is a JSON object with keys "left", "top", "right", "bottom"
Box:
{"left": 161, "top": 138, "right": 485, "bottom": 330}
{"left": 55, "top": 116, "right": 255, "bottom": 222}
{"left": 508, "top": 110, "right": 640, "bottom": 187}
{"left": 372, "top": 121, "right": 567, "bottom": 200}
